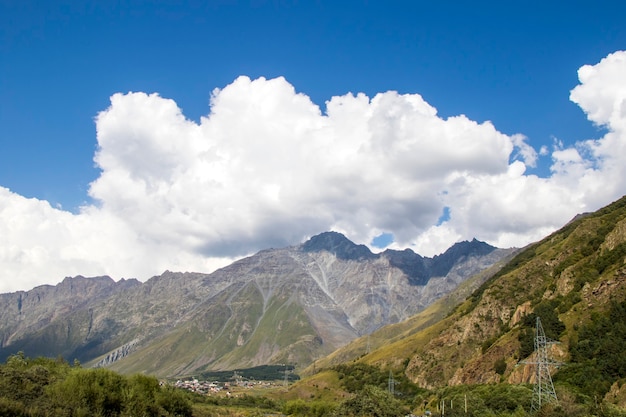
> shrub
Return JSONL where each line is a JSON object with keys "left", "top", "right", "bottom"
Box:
{"left": 334, "top": 385, "right": 408, "bottom": 417}
{"left": 494, "top": 358, "right": 507, "bottom": 376}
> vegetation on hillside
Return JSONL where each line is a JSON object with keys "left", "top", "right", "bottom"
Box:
{"left": 363, "top": 197, "right": 626, "bottom": 388}
{"left": 4, "top": 197, "right": 626, "bottom": 417}
{"left": 555, "top": 299, "right": 626, "bottom": 399}
{"left": 282, "top": 360, "right": 626, "bottom": 416}
{"left": 198, "top": 364, "right": 299, "bottom": 382}
{"left": 3, "top": 334, "right": 626, "bottom": 416}
{"left": 0, "top": 353, "right": 192, "bottom": 417}
{"left": 288, "top": 196, "right": 626, "bottom": 416}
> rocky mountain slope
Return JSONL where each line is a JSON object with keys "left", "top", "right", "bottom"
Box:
{"left": 324, "top": 195, "right": 626, "bottom": 406}
{"left": 0, "top": 232, "right": 513, "bottom": 377}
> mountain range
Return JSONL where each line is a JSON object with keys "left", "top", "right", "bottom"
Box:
{"left": 0, "top": 231, "right": 515, "bottom": 377}
{"left": 300, "top": 196, "right": 626, "bottom": 408}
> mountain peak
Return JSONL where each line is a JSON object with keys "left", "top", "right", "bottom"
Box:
{"left": 382, "top": 248, "right": 428, "bottom": 285}
{"left": 300, "top": 231, "right": 376, "bottom": 261}
{"left": 430, "top": 238, "right": 496, "bottom": 260}
{"left": 430, "top": 238, "right": 496, "bottom": 277}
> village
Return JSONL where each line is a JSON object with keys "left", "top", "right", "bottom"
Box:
{"left": 173, "top": 372, "right": 288, "bottom": 395}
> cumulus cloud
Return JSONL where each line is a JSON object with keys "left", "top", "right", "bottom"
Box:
{"left": 1, "top": 51, "right": 625, "bottom": 293}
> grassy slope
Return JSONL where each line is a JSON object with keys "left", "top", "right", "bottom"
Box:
{"left": 295, "top": 195, "right": 626, "bottom": 404}
{"left": 397, "top": 195, "right": 626, "bottom": 389}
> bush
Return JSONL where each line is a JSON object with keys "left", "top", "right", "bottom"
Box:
{"left": 494, "top": 358, "right": 507, "bottom": 376}
{"left": 157, "top": 386, "right": 193, "bottom": 417}
{"left": 332, "top": 363, "right": 421, "bottom": 399}
{"left": 283, "top": 399, "right": 337, "bottom": 416}
{"left": 48, "top": 368, "right": 126, "bottom": 416}
{"left": 0, "top": 397, "right": 26, "bottom": 417}
{"left": 0, "top": 353, "right": 192, "bottom": 417}
{"left": 334, "top": 385, "right": 408, "bottom": 417}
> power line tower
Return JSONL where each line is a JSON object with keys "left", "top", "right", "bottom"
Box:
{"left": 283, "top": 364, "right": 290, "bottom": 388}
{"left": 524, "top": 316, "right": 559, "bottom": 413}
{"left": 388, "top": 370, "right": 395, "bottom": 395}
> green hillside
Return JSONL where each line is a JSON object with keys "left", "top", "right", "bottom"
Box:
{"left": 293, "top": 195, "right": 626, "bottom": 415}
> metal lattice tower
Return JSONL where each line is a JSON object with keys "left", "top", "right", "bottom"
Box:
{"left": 283, "top": 364, "right": 289, "bottom": 387}
{"left": 527, "top": 316, "right": 559, "bottom": 413}
{"left": 388, "top": 370, "right": 395, "bottom": 395}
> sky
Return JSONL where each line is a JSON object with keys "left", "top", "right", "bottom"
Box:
{"left": 1, "top": 1, "right": 626, "bottom": 293}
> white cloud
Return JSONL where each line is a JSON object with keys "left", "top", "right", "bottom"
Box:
{"left": 0, "top": 187, "right": 233, "bottom": 292}
{"left": 1, "top": 51, "right": 626, "bottom": 293}
{"left": 566, "top": 50, "right": 626, "bottom": 205}
{"left": 571, "top": 51, "right": 626, "bottom": 130}
{"left": 511, "top": 134, "right": 538, "bottom": 167}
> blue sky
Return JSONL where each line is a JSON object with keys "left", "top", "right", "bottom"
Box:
{"left": 1, "top": 1, "right": 626, "bottom": 292}
{"left": 2, "top": 0, "right": 622, "bottom": 210}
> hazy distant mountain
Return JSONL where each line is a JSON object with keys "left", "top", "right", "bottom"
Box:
{"left": 0, "top": 232, "right": 514, "bottom": 378}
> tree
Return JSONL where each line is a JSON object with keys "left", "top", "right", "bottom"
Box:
{"left": 334, "top": 385, "right": 408, "bottom": 417}
{"left": 48, "top": 367, "right": 126, "bottom": 416}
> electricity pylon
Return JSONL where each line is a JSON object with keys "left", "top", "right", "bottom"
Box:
{"left": 523, "top": 316, "right": 560, "bottom": 413}
{"left": 283, "top": 364, "right": 290, "bottom": 387}
{"left": 388, "top": 370, "right": 395, "bottom": 395}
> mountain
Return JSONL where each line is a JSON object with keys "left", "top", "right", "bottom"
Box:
{"left": 0, "top": 233, "right": 514, "bottom": 377}
{"left": 319, "top": 196, "right": 626, "bottom": 406}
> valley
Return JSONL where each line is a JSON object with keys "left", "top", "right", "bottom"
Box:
{"left": 1, "top": 196, "right": 626, "bottom": 415}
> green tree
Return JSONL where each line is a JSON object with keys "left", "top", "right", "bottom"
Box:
{"left": 494, "top": 357, "right": 507, "bottom": 376}
{"left": 122, "top": 373, "right": 161, "bottom": 416}
{"left": 0, "top": 397, "right": 26, "bottom": 417}
{"left": 156, "top": 385, "right": 193, "bottom": 417}
{"left": 557, "top": 300, "right": 626, "bottom": 398}
{"left": 48, "top": 367, "right": 126, "bottom": 416}
{"left": 334, "top": 385, "right": 408, "bottom": 417}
